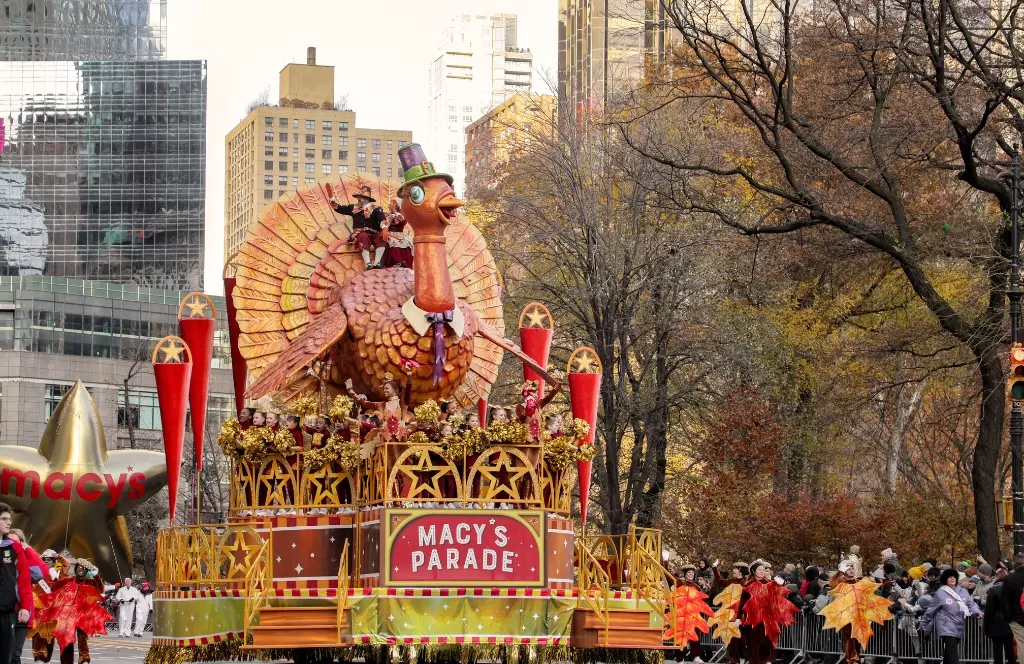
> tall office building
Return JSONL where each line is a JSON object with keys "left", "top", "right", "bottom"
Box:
{"left": 224, "top": 48, "right": 412, "bottom": 261}
{"left": 0, "top": 1, "right": 226, "bottom": 456}
{"left": 558, "top": 0, "right": 672, "bottom": 117}
{"left": 0, "top": 0, "right": 206, "bottom": 291}
{"left": 426, "top": 14, "right": 533, "bottom": 198}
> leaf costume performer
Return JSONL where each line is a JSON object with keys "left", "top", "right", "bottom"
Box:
{"left": 740, "top": 560, "right": 798, "bottom": 664}
{"left": 33, "top": 559, "right": 111, "bottom": 664}
{"left": 665, "top": 565, "right": 714, "bottom": 662}
{"left": 710, "top": 560, "right": 750, "bottom": 664}
{"left": 819, "top": 560, "right": 894, "bottom": 664}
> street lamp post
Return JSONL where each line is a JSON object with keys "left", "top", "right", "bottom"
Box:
{"left": 1009, "top": 150, "right": 1024, "bottom": 555}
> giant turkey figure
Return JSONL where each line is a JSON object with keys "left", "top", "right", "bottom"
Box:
{"left": 235, "top": 144, "right": 553, "bottom": 406}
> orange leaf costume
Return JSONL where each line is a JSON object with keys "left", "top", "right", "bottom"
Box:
{"left": 664, "top": 583, "right": 715, "bottom": 644}
{"left": 819, "top": 578, "right": 894, "bottom": 646}
{"left": 34, "top": 577, "right": 111, "bottom": 649}
{"left": 741, "top": 581, "right": 799, "bottom": 645}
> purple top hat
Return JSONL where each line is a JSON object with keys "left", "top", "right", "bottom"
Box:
{"left": 398, "top": 143, "right": 453, "bottom": 194}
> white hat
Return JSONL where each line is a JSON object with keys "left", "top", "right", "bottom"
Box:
{"left": 838, "top": 560, "right": 853, "bottom": 574}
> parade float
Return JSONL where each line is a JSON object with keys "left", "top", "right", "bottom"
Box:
{"left": 147, "top": 145, "right": 684, "bottom": 664}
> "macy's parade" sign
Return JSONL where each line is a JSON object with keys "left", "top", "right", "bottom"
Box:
{"left": 384, "top": 510, "right": 545, "bottom": 587}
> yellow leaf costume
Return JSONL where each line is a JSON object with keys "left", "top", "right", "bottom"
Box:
{"left": 819, "top": 578, "right": 893, "bottom": 646}
{"left": 709, "top": 583, "right": 744, "bottom": 644}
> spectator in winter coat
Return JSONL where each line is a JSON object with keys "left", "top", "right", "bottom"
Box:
{"left": 975, "top": 564, "right": 996, "bottom": 608}
{"left": 922, "top": 568, "right": 982, "bottom": 664}
{"left": 1001, "top": 554, "right": 1024, "bottom": 655}
{"left": 984, "top": 580, "right": 1017, "bottom": 664}
{"left": 0, "top": 503, "right": 33, "bottom": 664}
{"left": 801, "top": 566, "right": 822, "bottom": 601}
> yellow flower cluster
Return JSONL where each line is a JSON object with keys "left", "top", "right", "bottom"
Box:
{"left": 291, "top": 396, "right": 318, "bottom": 418}
{"left": 329, "top": 394, "right": 355, "bottom": 421}
{"left": 216, "top": 419, "right": 242, "bottom": 459}
{"left": 413, "top": 399, "right": 441, "bottom": 426}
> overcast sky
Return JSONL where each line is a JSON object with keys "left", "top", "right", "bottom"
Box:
{"left": 165, "top": 0, "right": 557, "bottom": 295}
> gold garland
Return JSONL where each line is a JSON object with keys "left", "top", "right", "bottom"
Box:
{"left": 577, "top": 443, "right": 597, "bottom": 462}
{"left": 414, "top": 399, "right": 441, "bottom": 426}
{"left": 329, "top": 394, "right": 355, "bottom": 421}
{"left": 216, "top": 419, "right": 242, "bottom": 459}
{"left": 561, "top": 417, "right": 591, "bottom": 444}
{"left": 486, "top": 420, "right": 529, "bottom": 445}
{"left": 304, "top": 444, "right": 337, "bottom": 472}
{"left": 291, "top": 396, "right": 318, "bottom": 418}
{"left": 240, "top": 426, "right": 274, "bottom": 462}
{"left": 272, "top": 428, "right": 294, "bottom": 455}
{"left": 544, "top": 436, "right": 579, "bottom": 471}
{"left": 305, "top": 433, "right": 362, "bottom": 472}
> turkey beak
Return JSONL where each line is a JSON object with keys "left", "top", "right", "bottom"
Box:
{"left": 437, "top": 194, "right": 464, "bottom": 225}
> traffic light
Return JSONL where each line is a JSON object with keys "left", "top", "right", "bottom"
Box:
{"left": 1010, "top": 343, "right": 1024, "bottom": 401}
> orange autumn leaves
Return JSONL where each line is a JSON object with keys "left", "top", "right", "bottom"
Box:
{"left": 819, "top": 578, "right": 894, "bottom": 646}
{"left": 665, "top": 583, "right": 716, "bottom": 644}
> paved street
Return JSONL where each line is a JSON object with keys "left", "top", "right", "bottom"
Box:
{"left": 55, "top": 634, "right": 153, "bottom": 664}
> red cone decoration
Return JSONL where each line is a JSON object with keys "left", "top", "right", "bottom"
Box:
{"left": 178, "top": 293, "right": 215, "bottom": 473}
{"left": 568, "top": 346, "right": 602, "bottom": 526}
{"left": 519, "top": 303, "right": 554, "bottom": 395}
{"left": 478, "top": 398, "right": 488, "bottom": 426}
{"left": 152, "top": 336, "right": 193, "bottom": 522}
{"left": 223, "top": 271, "right": 248, "bottom": 413}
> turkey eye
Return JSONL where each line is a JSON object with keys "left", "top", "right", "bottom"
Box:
{"left": 409, "top": 185, "right": 425, "bottom": 205}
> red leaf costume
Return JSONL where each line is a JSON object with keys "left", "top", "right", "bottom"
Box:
{"left": 34, "top": 577, "right": 111, "bottom": 649}
{"left": 741, "top": 581, "right": 799, "bottom": 644}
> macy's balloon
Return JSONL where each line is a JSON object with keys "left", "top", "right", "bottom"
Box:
{"left": 0, "top": 381, "right": 166, "bottom": 582}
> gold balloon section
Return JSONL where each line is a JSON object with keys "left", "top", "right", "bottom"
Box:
{"left": 0, "top": 381, "right": 167, "bottom": 582}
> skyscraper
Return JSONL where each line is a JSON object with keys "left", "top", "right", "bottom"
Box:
{"left": 0, "top": 0, "right": 206, "bottom": 291}
{"left": 426, "top": 14, "right": 533, "bottom": 198}
{"left": 558, "top": 0, "right": 672, "bottom": 117}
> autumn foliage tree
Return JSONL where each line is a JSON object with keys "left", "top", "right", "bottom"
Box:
{"left": 622, "top": 0, "right": 1024, "bottom": 560}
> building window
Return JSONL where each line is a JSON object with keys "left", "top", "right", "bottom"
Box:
{"left": 279, "top": 132, "right": 288, "bottom": 142}
{"left": 322, "top": 135, "right": 332, "bottom": 145}
{"left": 357, "top": 138, "right": 366, "bottom": 148}
{"left": 399, "top": 141, "right": 406, "bottom": 147}
{"left": 372, "top": 139, "right": 381, "bottom": 149}
{"left": 279, "top": 147, "right": 288, "bottom": 156}
{"left": 463, "top": 115, "right": 472, "bottom": 122}
{"left": 387, "top": 153, "right": 393, "bottom": 163}
{"left": 292, "top": 148, "right": 298, "bottom": 157}
{"left": 265, "top": 117, "right": 274, "bottom": 126}
{"left": 358, "top": 166, "right": 366, "bottom": 172}
{"left": 265, "top": 160, "right": 274, "bottom": 170}
{"left": 322, "top": 120, "right": 332, "bottom": 130}
{"left": 278, "top": 176, "right": 288, "bottom": 185}
{"left": 264, "top": 190, "right": 274, "bottom": 200}
{"left": 264, "top": 175, "right": 273, "bottom": 185}
{"left": 293, "top": 119, "right": 299, "bottom": 128}
{"left": 305, "top": 177, "right": 315, "bottom": 183}
{"left": 340, "top": 150, "right": 349, "bottom": 160}
{"left": 357, "top": 152, "right": 366, "bottom": 162}
{"left": 305, "top": 120, "right": 315, "bottom": 130}
{"left": 305, "top": 134, "right": 315, "bottom": 144}
{"left": 340, "top": 137, "right": 349, "bottom": 147}
{"left": 264, "top": 131, "right": 273, "bottom": 141}
{"left": 372, "top": 153, "right": 380, "bottom": 163}
{"left": 322, "top": 164, "right": 332, "bottom": 174}
{"left": 292, "top": 177, "right": 298, "bottom": 186}
{"left": 44, "top": 384, "right": 71, "bottom": 422}
{"left": 388, "top": 140, "right": 393, "bottom": 149}
{"left": 339, "top": 165, "right": 349, "bottom": 173}
{"left": 340, "top": 122, "right": 349, "bottom": 131}
{"left": 387, "top": 168, "right": 393, "bottom": 177}
{"left": 279, "top": 190, "right": 288, "bottom": 197}
{"left": 463, "top": 105, "right": 472, "bottom": 112}
{"left": 279, "top": 161, "right": 288, "bottom": 170}
{"left": 293, "top": 162, "right": 299, "bottom": 172}
{"left": 305, "top": 163, "right": 315, "bottom": 173}
{"left": 322, "top": 149, "right": 333, "bottom": 160}
{"left": 264, "top": 146, "right": 273, "bottom": 156}
{"left": 293, "top": 132, "right": 299, "bottom": 142}
{"left": 449, "top": 114, "right": 458, "bottom": 122}
{"left": 280, "top": 117, "right": 289, "bottom": 127}
{"left": 117, "top": 389, "right": 161, "bottom": 430}
{"left": 305, "top": 148, "right": 315, "bottom": 158}
{"left": 372, "top": 167, "right": 381, "bottom": 176}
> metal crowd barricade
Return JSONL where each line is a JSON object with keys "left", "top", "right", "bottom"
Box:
{"left": 676, "top": 606, "right": 995, "bottom": 664}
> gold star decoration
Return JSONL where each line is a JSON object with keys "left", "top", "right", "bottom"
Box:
{"left": 304, "top": 464, "right": 351, "bottom": 507}
{"left": 181, "top": 293, "right": 213, "bottom": 319}
{"left": 389, "top": 447, "right": 461, "bottom": 501}
{"left": 152, "top": 336, "right": 191, "bottom": 364}
{"left": 519, "top": 302, "right": 553, "bottom": 329}
{"left": 568, "top": 346, "right": 602, "bottom": 374}
{"left": 0, "top": 382, "right": 167, "bottom": 582}
{"left": 470, "top": 449, "right": 534, "bottom": 502}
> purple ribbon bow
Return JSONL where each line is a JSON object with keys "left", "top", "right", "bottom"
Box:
{"left": 425, "top": 310, "right": 454, "bottom": 386}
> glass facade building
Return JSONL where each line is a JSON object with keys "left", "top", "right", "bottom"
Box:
{"left": 0, "top": 0, "right": 206, "bottom": 290}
